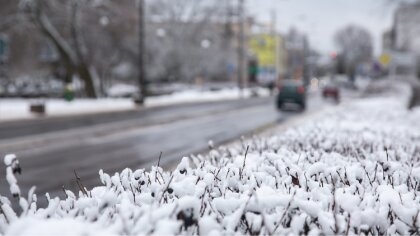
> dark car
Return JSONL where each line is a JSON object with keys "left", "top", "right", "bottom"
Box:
{"left": 276, "top": 80, "right": 306, "bottom": 110}
{"left": 322, "top": 82, "right": 340, "bottom": 102}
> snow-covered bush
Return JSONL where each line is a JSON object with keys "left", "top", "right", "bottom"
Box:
{"left": 1, "top": 82, "right": 419, "bottom": 235}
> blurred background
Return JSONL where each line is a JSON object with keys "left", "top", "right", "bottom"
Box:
{"left": 1, "top": 0, "right": 416, "bottom": 100}
{"left": 0, "top": 0, "right": 419, "bottom": 200}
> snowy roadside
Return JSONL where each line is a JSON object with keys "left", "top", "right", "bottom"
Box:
{"left": 0, "top": 81, "right": 419, "bottom": 235}
{"left": 0, "top": 87, "right": 269, "bottom": 122}
{"left": 269, "top": 78, "right": 413, "bottom": 135}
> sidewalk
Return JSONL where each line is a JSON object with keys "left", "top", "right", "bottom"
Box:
{"left": 0, "top": 87, "right": 269, "bottom": 122}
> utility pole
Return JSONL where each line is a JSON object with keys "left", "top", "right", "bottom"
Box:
{"left": 237, "top": 0, "right": 244, "bottom": 97}
{"left": 136, "top": 0, "right": 146, "bottom": 105}
{"left": 271, "top": 10, "right": 279, "bottom": 83}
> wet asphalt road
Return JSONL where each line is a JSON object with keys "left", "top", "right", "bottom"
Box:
{"left": 0, "top": 94, "right": 326, "bottom": 201}
{"left": 0, "top": 97, "right": 273, "bottom": 140}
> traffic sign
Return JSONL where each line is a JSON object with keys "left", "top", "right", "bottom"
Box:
{"left": 379, "top": 53, "right": 391, "bottom": 66}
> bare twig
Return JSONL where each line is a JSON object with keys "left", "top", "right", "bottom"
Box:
{"left": 273, "top": 191, "right": 296, "bottom": 233}
{"left": 0, "top": 205, "right": 9, "bottom": 224}
{"left": 240, "top": 145, "right": 250, "bottom": 180}
{"left": 157, "top": 151, "right": 163, "bottom": 167}
{"left": 159, "top": 175, "right": 174, "bottom": 203}
{"left": 155, "top": 152, "right": 163, "bottom": 183}
{"left": 74, "top": 170, "right": 88, "bottom": 197}
{"left": 62, "top": 185, "right": 68, "bottom": 198}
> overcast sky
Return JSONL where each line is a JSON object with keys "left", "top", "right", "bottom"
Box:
{"left": 247, "top": 0, "right": 399, "bottom": 56}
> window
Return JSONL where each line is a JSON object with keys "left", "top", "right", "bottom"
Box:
{"left": 0, "top": 34, "right": 9, "bottom": 63}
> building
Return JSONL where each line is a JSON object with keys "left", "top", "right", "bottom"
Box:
{"left": 248, "top": 33, "right": 287, "bottom": 86}
{"left": 285, "top": 28, "right": 311, "bottom": 84}
{"left": 393, "top": 2, "right": 420, "bottom": 53}
{"left": 382, "top": 2, "right": 420, "bottom": 77}
{"left": 145, "top": 20, "right": 238, "bottom": 83}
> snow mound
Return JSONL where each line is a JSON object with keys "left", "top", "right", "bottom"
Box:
{"left": 0, "top": 82, "right": 419, "bottom": 235}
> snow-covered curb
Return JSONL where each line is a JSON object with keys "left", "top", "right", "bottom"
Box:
{"left": 0, "top": 99, "right": 136, "bottom": 121}
{"left": 1, "top": 81, "right": 419, "bottom": 235}
{"left": 0, "top": 87, "right": 269, "bottom": 122}
{"left": 145, "top": 87, "right": 269, "bottom": 107}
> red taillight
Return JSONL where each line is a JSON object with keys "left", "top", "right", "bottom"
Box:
{"left": 297, "top": 86, "right": 305, "bottom": 94}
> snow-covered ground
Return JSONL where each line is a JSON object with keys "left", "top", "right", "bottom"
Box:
{"left": 146, "top": 87, "right": 268, "bottom": 106}
{"left": 1, "top": 80, "right": 419, "bottom": 235}
{"left": 0, "top": 99, "right": 135, "bottom": 121}
{"left": 0, "top": 87, "right": 269, "bottom": 122}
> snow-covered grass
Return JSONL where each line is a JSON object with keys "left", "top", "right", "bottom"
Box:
{"left": 0, "top": 87, "right": 269, "bottom": 121}
{"left": 145, "top": 87, "right": 269, "bottom": 107}
{"left": 1, "top": 81, "right": 420, "bottom": 235}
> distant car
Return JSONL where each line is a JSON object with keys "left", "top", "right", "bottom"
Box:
{"left": 322, "top": 83, "right": 340, "bottom": 102}
{"left": 276, "top": 80, "right": 306, "bottom": 110}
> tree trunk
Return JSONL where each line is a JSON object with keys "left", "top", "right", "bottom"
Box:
{"left": 70, "top": 2, "right": 97, "bottom": 98}
{"left": 76, "top": 64, "right": 97, "bottom": 98}
{"left": 31, "top": 0, "right": 98, "bottom": 98}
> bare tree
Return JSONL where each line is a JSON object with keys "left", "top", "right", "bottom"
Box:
{"left": 145, "top": 0, "right": 236, "bottom": 82}
{"left": 2, "top": 0, "right": 238, "bottom": 98}
{"left": 0, "top": 2, "right": 21, "bottom": 32}
{"left": 17, "top": 0, "right": 111, "bottom": 98}
{"left": 334, "top": 24, "right": 373, "bottom": 76}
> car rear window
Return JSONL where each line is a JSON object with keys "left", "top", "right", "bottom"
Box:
{"left": 281, "top": 86, "right": 297, "bottom": 93}
{"left": 280, "top": 80, "right": 302, "bottom": 87}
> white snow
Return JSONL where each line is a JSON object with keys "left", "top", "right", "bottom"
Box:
{"left": 0, "top": 98, "right": 136, "bottom": 121}
{"left": 0, "top": 81, "right": 419, "bottom": 235}
{"left": 6, "top": 218, "right": 116, "bottom": 236}
{"left": 144, "top": 87, "right": 269, "bottom": 106}
{"left": 107, "top": 83, "right": 137, "bottom": 97}
{"left": 3, "top": 154, "right": 16, "bottom": 166}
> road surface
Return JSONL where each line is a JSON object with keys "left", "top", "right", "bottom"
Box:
{"left": 0, "top": 94, "right": 328, "bottom": 202}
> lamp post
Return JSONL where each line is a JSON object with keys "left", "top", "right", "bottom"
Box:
{"left": 135, "top": 0, "right": 147, "bottom": 105}
{"left": 237, "top": 0, "right": 245, "bottom": 97}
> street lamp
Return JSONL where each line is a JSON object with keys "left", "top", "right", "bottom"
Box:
{"left": 237, "top": 0, "right": 245, "bottom": 97}
{"left": 156, "top": 28, "right": 166, "bottom": 38}
{"left": 135, "top": 0, "right": 147, "bottom": 105}
{"left": 201, "top": 39, "right": 211, "bottom": 49}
